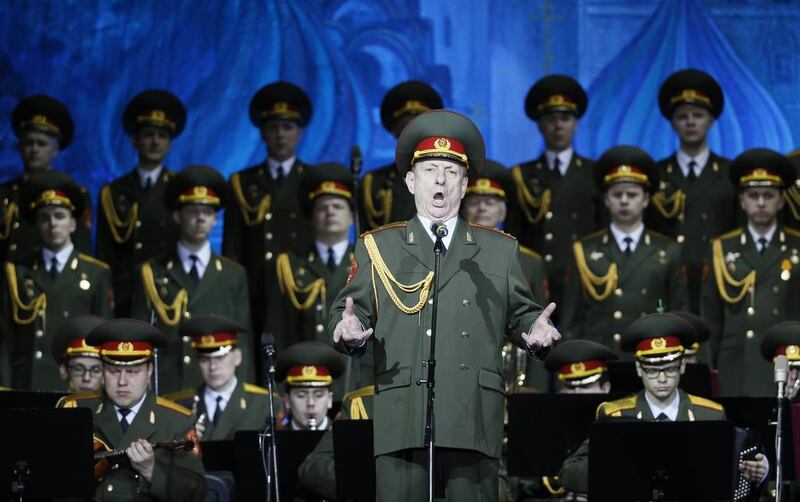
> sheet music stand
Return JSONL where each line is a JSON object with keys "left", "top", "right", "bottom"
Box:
{"left": 234, "top": 429, "right": 325, "bottom": 501}
{"left": 607, "top": 361, "right": 712, "bottom": 397}
{"left": 0, "top": 390, "right": 67, "bottom": 409}
{"left": 589, "top": 420, "right": 736, "bottom": 501}
{"left": 506, "top": 392, "right": 622, "bottom": 476}
{"left": 333, "top": 420, "right": 375, "bottom": 501}
{"left": 0, "top": 408, "right": 94, "bottom": 499}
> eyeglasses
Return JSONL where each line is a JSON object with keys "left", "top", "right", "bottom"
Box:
{"left": 67, "top": 364, "right": 103, "bottom": 377}
{"left": 641, "top": 365, "right": 681, "bottom": 379}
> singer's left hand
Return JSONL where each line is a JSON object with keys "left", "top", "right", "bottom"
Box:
{"left": 739, "top": 453, "right": 768, "bottom": 483}
{"left": 522, "top": 302, "right": 561, "bottom": 350}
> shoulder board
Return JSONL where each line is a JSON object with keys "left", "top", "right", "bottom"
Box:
{"left": 343, "top": 385, "right": 375, "bottom": 402}
{"left": 787, "top": 148, "right": 800, "bottom": 159}
{"left": 688, "top": 394, "right": 724, "bottom": 412}
{"left": 784, "top": 227, "right": 800, "bottom": 239}
{"left": 468, "top": 222, "right": 517, "bottom": 240}
{"left": 56, "top": 390, "right": 101, "bottom": 408}
{"left": 243, "top": 383, "right": 269, "bottom": 396}
{"left": 645, "top": 230, "right": 677, "bottom": 244}
{"left": 596, "top": 394, "right": 637, "bottom": 418}
{"left": 519, "top": 245, "right": 542, "bottom": 259}
{"left": 156, "top": 396, "right": 192, "bottom": 416}
{"left": 215, "top": 254, "right": 245, "bottom": 270}
{"left": 162, "top": 388, "right": 197, "bottom": 402}
{"left": 581, "top": 228, "right": 608, "bottom": 242}
{"left": 715, "top": 228, "right": 743, "bottom": 242}
{"left": 78, "top": 253, "right": 110, "bottom": 269}
{"left": 363, "top": 221, "right": 407, "bottom": 236}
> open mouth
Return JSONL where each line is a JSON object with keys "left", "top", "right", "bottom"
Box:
{"left": 432, "top": 191, "right": 445, "bottom": 207}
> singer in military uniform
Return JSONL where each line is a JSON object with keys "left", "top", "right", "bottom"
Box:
{"left": 330, "top": 109, "right": 560, "bottom": 501}
{"left": 361, "top": 81, "right": 444, "bottom": 230}
{"left": 131, "top": 166, "right": 252, "bottom": 393}
{"left": 0, "top": 94, "right": 93, "bottom": 263}
{"left": 701, "top": 148, "right": 800, "bottom": 396}
{"left": 649, "top": 69, "right": 738, "bottom": 313}
{"left": 50, "top": 315, "right": 106, "bottom": 393}
{"left": 505, "top": 76, "right": 602, "bottom": 319}
{"left": 1, "top": 172, "right": 112, "bottom": 390}
{"left": 96, "top": 90, "right": 186, "bottom": 316}
{"left": 56, "top": 319, "right": 205, "bottom": 501}
{"left": 561, "top": 146, "right": 687, "bottom": 355}
{"left": 163, "top": 316, "right": 274, "bottom": 441}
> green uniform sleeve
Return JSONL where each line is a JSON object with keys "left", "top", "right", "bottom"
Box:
{"left": 700, "top": 245, "right": 723, "bottom": 368}
{"left": 329, "top": 238, "right": 375, "bottom": 357}
{"left": 557, "top": 439, "right": 589, "bottom": 494}
{"left": 142, "top": 417, "right": 206, "bottom": 501}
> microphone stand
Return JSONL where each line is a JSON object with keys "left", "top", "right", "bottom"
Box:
{"left": 776, "top": 379, "right": 786, "bottom": 501}
{"left": 344, "top": 145, "right": 363, "bottom": 396}
{"left": 149, "top": 309, "right": 159, "bottom": 395}
{"left": 416, "top": 230, "right": 445, "bottom": 502}
{"left": 259, "top": 335, "right": 280, "bottom": 502}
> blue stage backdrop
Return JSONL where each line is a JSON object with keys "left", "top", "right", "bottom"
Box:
{"left": 1, "top": 0, "right": 799, "bottom": 248}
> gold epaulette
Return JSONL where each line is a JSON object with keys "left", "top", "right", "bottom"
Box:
{"left": 468, "top": 222, "right": 517, "bottom": 240}
{"left": 596, "top": 395, "right": 637, "bottom": 419}
{"left": 0, "top": 201, "right": 18, "bottom": 240}
{"left": 276, "top": 252, "right": 326, "bottom": 311}
{"left": 216, "top": 254, "right": 245, "bottom": 271}
{"left": 714, "top": 228, "right": 744, "bottom": 242}
{"left": 231, "top": 172, "right": 271, "bottom": 226}
{"left": 572, "top": 239, "right": 618, "bottom": 302}
{"left": 362, "top": 172, "right": 393, "bottom": 229}
{"left": 343, "top": 385, "right": 375, "bottom": 402}
{"left": 519, "top": 245, "right": 542, "bottom": 260}
{"left": 511, "top": 165, "right": 551, "bottom": 224}
{"left": 56, "top": 390, "right": 101, "bottom": 408}
{"left": 141, "top": 261, "right": 188, "bottom": 326}
{"left": 78, "top": 253, "right": 110, "bottom": 269}
{"left": 645, "top": 229, "right": 677, "bottom": 244}
{"left": 162, "top": 388, "right": 196, "bottom": 402}
{"left": 244, "top": 383, "right": 269, "bottom": 396}
{"left": 362, "top": 221, "right": 406, "bottom": 237}
{"left": 100, "top": 185, "right": 138, "bottom": 244}
{"left": 156, "top": 396, "right": 192, "bottom": 416}
{"left": 785, "top": 227, "right": 800, "bottom": 238}
{"left": 688, "top": 394, "right": 724, "bottom": 412}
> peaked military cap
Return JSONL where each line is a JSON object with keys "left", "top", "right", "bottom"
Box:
{"left": 249, "top": 81, "right": 312, "bottom": 127}
{"left": 620, "top": 313, "right": 696, "bottom": 364}
{"left": 668, "top": 310, "right": 710, "bottom": 356}
{"left": 466, "top": 159, "right": 513, "bottom": 201}
{"left": 728, "top": 148, "right": 795, "bottom": 189}
{"left": 525, "top": 75, "right": 588, "bottom": 121}
{"left": 11, "top": 94, "right": 74, "bottom": 148}
{"left": 166, "top": 165, "right": 229, "bottom": 211}
{"left": 123, "top": 89, "right": 187, "bottom": 137}
{"left": 761, "top": 321, "right": 800, "bottom": 366}
{"left": 86, "top": 318, "right": 167, "bottom": 366}
{"left": 300, "top": 162, "right": 354, "bottom": 216}
{"left": 658, "top": 69, "right": 724, "bottom": 119}
{"left": 179, "top": 315, "right": 246, "bottom": 357}
{"left": 380, "top": 80, "right": 443, "bottom": 132}
{"left": 593, "top": 145, "right": 659, "bottom": 194}
{"left": 51, "top": 315, "right": 106, "bottom": 363}
{"left": 395, "top": 109, "right": 485, "bottom": 176}
{"left": 20, "top": 170, "right": 86, "bottom": 221}
{"left": 544, "top": 340, "right": 618, "bottom": 387}
{"left": 276, "top": 341, "right": 346, "bottom": 388}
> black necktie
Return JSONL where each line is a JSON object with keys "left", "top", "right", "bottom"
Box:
{"left": 623, "top": 236, "right": 633, "bottom": 257}
{"left": 758, "top": 237, "right": 768, "bottom": 255}
{"left": 142, "top": 176, "right": 152, "bottom": 190}
{"left": 213, "top": 396, "right": 224, "bottom": 425}
{"left": 327, "top": 247, "right": 337, "bottom": 271}
{"left": 274, "top": 164, "right": 284, "bottom": 182}
{"left": 49, "top": 256, "right": 59, "bottom": 279}
{"left": 189, "top": 255, "right": 200, "bottom": 284}
{"left": 656, "top": 412, "right": 670, "bottom": 422}
{"left": 119, "top": 408, "right": 132, "bottom": 433}
{"left": 552, "top": 157, "right": 562, "bottom": 180}
{"left": 687, "top": 160, "right": 698, "bottom": 182}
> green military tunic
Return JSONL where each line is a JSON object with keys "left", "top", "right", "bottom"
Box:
{"left": 513, "top": 246, "right": 550, "bottom": 391}
{"left": 1, "top": 249, "right": 113, "bottom": 390}
{"left": 701, "top": 226, "right": 800, "bottom": 396}
{"left": 131, "top": 252, "right": 253, "bottom": 393}
{"left": 558, "top": 389, "right": 725, "bottom": 493}
{"left": 0, "top": 175, "right": 93, "bottom": 263}
{"left": 164, "top": 380, "right": 274, "bottom": 441}
{"left": 648, "top": 153, "right": 738, "bottom": 313}
{"left": 57, "top": 390, "right": 205, "bottom": 501}
{"left": 561, "top": 228, "right": 687, "bottom": 355}
{"left": 96, "top": 168, "right": 178, "bottom": 316}
{"left": 360, "top": 164, "right": 416, "bottom": 230}
{"left": 506, "top": 154, "right": 602, "bottom": 316}
{"left": 783, "top": 152, "right": 800, "bottom": 230}
{"left": 329, "top": 217, "right": 543, "bottom": 458}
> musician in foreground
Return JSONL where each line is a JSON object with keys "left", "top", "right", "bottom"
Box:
{"left": 57, "top": 318, "right": 204, "bottom": 500}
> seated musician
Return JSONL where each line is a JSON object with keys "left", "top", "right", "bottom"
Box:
{"left": 57, "top": 318, "right": 205, "bottom": 500}
{"left": 558, "top": 313, "right": 768, "bottom": 495}
{"left": 50, "top": 315, "right": 106, "bottom": 393}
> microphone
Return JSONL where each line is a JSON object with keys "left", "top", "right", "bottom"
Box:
{"left": 261, "top": 333, "right": 277, "bottom": 359}
{"left": 430, "top": 221, "right": 448, "bottom": 239}
{"left": 776, "top": 354, "right": 789, "bottom": 399}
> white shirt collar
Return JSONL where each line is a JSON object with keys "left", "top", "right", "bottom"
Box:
{"left": 136, "top": 165, "right": 163, "bottom": 188}
{"left": 43, "top": 242, "right": 75, "bottom": 273}
{"left": 609, "top": 223, "right": 645, "bottom": 253}
{"left": 177, "top": 241, "right": 212, "bottom": 278}
{"left": 748, "top": 223, "right": 777, "bottom": 247}
{"left": 545, "top": 147, "right": 573, "bottom": 176}
{"left": 676, "top": 148, "right": 710, "bottom": 178}
{"left": 204, "top": 377, "right": 237, "bottom": 421}
{"left": 645, "top": 389, "right": 680, "bottom": 421}
{"left": 291, "top": 415, "right": 329, "bottom": 431}
{"left": 315, "top": 239, "right": 350, "bottom": 267}
{"left": 416, "top": 214, "right": 457, "bottom": 249}
{"left": 267, "top": 156, "right": 296, "bottom": 179}
{"left": 115, "top": 391, "right": 148, "bottom": 422}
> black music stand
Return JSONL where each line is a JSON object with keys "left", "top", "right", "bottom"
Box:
{"left": 607, "top": 361, "right": 712, "bottom": 397}
{"left": 333, "top": 420, "right": 375, "bottom": 501}
{"left": 0, "top": 408, "right": 94, "bottom": 499}
{"left": 506, "top": 392, "right": 622, "bottom": 476}
{"left": 235, "top": 429, "right": 325, "bottom": 501}
{"left": 0, "top": 390, "right": 67, "bottom": 409}
{"left": 589, "top": 420, "right": 736, "bottom": 501}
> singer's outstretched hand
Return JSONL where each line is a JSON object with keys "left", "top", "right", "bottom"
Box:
{"left": 333, "top": 297, "right": 373, "bottom": 347}
{"left": 522, "top": 302, "right": 561, "bottom": 350}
